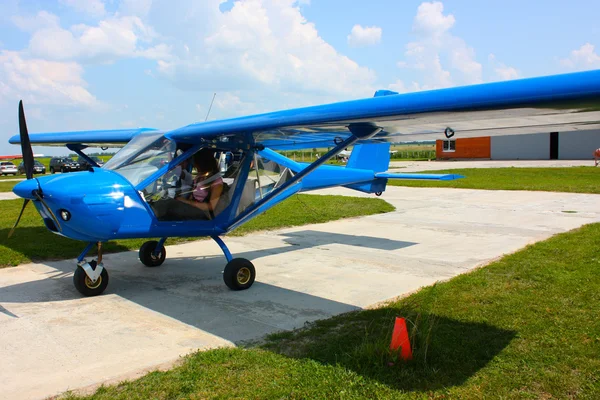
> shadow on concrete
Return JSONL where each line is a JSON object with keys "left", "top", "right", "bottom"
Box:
{"left": 278, "top": 230, "right": 416, "bottom": 251}
{"left": 259, "top": 307, "right": 517, "bottom": 392}
{"left": 0, "top": 229, "right": 415, "bottom": 341}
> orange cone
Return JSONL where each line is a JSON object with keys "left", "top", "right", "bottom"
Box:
{"left": 390, "top": 317, "right": 413, "bottom": 360}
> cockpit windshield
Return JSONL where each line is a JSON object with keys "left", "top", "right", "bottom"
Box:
{"left": 103, "top": 132, "right": 176, "bottom": 187}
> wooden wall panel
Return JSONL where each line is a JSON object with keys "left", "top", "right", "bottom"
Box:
{"left": 436, "top": 137, "right": 490, "bottom": 159}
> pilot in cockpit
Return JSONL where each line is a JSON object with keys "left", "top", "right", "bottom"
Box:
{"left": 176, "top": 148, "right": 224, "bottom": 219}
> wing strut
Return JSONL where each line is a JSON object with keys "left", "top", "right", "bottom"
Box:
{"left": 226, "top": 124, "right": 381, "bottom": 232}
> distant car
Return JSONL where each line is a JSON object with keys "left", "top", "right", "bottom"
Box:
{"left": 49, "top": 157, "right": 80, "bottom": 174}
{"left": 0, "top": 161, "right": 18, "bottom": 176}
{"left": 77, "top": 156, "right": 105, "bottom": 170}
{"left": 17, "top": 160, "right": 46, "bottom": 175}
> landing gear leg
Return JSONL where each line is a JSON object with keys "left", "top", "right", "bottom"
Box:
{"left": 73, "top": 241, "right": 109, "bottom": 296}
{"left": 212, "top": 236, "right": 256, "bottom": 291}
{"left": 139, "top": 237, "right": 167, "bottom": 267}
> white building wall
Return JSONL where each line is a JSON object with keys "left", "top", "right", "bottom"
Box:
{"left": 490, "top": 133, "right": 550, "bottom": 160}
{"left": 558, "top": 130, "right": 600, "bottom": 159}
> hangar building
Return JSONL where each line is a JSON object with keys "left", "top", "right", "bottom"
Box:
{"left": 436, "top": 129, "right": 600, "bottom": 160}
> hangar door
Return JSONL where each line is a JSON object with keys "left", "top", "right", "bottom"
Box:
{"left": 490, "top": 133, "right": 550, "bottom": 160}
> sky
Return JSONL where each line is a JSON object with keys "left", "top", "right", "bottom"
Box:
{"left": 1, "top": 0, "right": 599, "bottom": 156}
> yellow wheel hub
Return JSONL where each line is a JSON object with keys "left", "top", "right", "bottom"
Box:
{"left": 236, "top": 267, "right": 251, "bottom": 285}
{"left": 85, "top": 275, "right": 102, "bottom": 290}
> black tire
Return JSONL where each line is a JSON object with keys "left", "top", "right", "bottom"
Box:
{"left": 223, "top": 258, "right": 256, "bottom": 290}
{"left": 139, "top": 240, "right": 166, "bottom": 267}
{"left": 73, "top": 261, "right": 109, "bottom": 296}
{"left": 61, "top": 166, "right": 65, "bottom": 173}
{"left": 50, "top": 167, "right": 55, "bottom": 174}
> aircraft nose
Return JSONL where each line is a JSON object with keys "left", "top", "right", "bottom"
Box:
{"left": 12, "top": 178, "right": 39, "bottom": 200}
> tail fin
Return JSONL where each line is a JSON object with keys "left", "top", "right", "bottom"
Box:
{"left": 344, "top": 142, "right": 391, "bottom": 195}
{"left": 346, "top": 142, "right": 391, "bottom": 173}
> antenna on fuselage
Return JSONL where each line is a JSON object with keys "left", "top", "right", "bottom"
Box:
{"left": 205, "top": 92, "right": 216, "bottom": 122}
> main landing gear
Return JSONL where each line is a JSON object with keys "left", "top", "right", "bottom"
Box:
{"left": 72, "top": 237, "right": 256, "bottom": 297}
{"left": 211, "top": 236, "right": 256, "bottom": 290}
{"left": 139, "top": 239, "right": 167, "bottom": 267}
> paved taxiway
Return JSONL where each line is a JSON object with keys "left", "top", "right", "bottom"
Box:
{"left": 1, "top": 185, "right": 600, "bottom": 399}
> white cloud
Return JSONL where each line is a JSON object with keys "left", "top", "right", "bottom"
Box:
{"left": 155, "top": 0, "right": 376, "bottom": 99}
{"left": 347, "top": 24, "right": 382, "bottom": 47}
{"left": 6, "top": 0, "right": 377, "bottom": 124}
{"left": 0, "top": 50, "right": 98, "bottom": 107}
{"left": 11, "top": 11, "right": 60, "bottom": 32}
{"left": 488, "top": 53, "right": 519, "bottom": 81}
{"left": 395, "top": 1, "right": 482, "bottom": 89}
{"left": 412, "top": 1, "right": 454, "bottom": 38}
{"left": 59, "top": 0, "right": 106, "bottom": 18}
{"left": 23, "top": 12, "right": 164, "bottom": 64}
{"left": 560, "top": 43, "right": 600, "bottom": 70}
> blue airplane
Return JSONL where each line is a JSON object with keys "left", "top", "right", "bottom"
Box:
{"left": 8, "top": 69, "right": 600, "bottom": 297}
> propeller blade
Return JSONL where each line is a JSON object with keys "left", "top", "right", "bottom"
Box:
{"left": 34, "top": 192, "right": 61, "bottom": 233}
{"left": 8, "top": 199, "right": 30, "bottom": 238}
{"left": 19, "top": 100, "right": 34, "bottom": 180}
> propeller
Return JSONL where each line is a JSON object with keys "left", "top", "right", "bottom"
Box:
{"left": 8, "top": 199, "right": 30, "bottom": 238}
{"left": 8, "top": 101, "right": 61, "bottom": 238}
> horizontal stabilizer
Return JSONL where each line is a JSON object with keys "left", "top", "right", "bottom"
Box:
{"left": 375, "top": 172, "right": 464, "bottom": 181}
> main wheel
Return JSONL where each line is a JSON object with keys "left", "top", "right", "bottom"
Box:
{"left": 139, "top": 240, "right": 166, "bottom": 267}
{"left": 50, "top": 167, "right": 55, "bottom": 174}
{"left": 73, "top": 261, "right": 109, "bottom": 296}
{"left": 223, "top": 258, "right": 256, "bottom": 290}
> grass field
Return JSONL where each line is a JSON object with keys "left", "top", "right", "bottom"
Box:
{"left": 0, "top": 194, "right": 394, "bottom": 267}
{"left": 63, "top": 223, "right": 600, "bottom": 399}
{"left": 389, "top": 167, "right": 600, "bottom": 194}
{"left": 0, "top": 181, "right": 17, "bottom": 192}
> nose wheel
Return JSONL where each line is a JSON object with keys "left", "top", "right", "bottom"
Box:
{"left": 74, "top": 242, "right": 109, "bottom": 296}
{"left": 74, "top": 260, "right": 109, "bottom": 296}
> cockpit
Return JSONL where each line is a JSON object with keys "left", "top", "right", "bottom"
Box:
{"left": 103, "top": 133, "right": 294, "bottom": 223}
{"left": 103, "top": 133, "right": 235, "bottom": 221}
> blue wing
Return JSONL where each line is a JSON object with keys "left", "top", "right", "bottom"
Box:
{"left": 9, "top": 69, "right": 600, "bottom": 150}
{"left": 9, "top": 128, "right": 160, "bottom": 147}
{"left": 167, "top": 69, "right": 600, "bottom": 150}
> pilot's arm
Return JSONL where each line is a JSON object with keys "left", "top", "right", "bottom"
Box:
{"left": 177, "top": 181, "right": 223, "bottom": 214}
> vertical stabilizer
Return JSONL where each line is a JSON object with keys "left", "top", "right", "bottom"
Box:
{"left": 346, "top": 142, "right": 391, "bottom": 172}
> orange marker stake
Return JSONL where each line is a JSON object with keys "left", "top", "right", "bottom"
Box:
{"left": 390, "top": 317, "right": 413, "bottom": 361}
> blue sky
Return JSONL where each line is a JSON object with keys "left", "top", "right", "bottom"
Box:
{"left": 1, "top": 0, "right": 599, "bottom": 156}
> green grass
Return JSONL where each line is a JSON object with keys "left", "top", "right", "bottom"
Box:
{"left": 0, "top": 181, "right": 17, "bottom": 192}
{"left": 63, "top": 222, "right": 600, "bottom": 399}
{"left": 0, "top": 194, "right": 394, "bottom": 267}
{"left": 389, "top": 167, "right": 600, "bottom": 193}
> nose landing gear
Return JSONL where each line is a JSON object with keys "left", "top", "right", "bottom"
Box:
{"left": 74, "top": 242, "right": 109, "bottom": 296}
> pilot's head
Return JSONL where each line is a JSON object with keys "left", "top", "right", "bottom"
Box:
{"left": 194, "top": 148, "right": 219, "bottom": 175}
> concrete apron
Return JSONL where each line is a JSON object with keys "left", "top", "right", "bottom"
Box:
{"left": 1, "top": 186, "right": 600, "bottom": 400}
